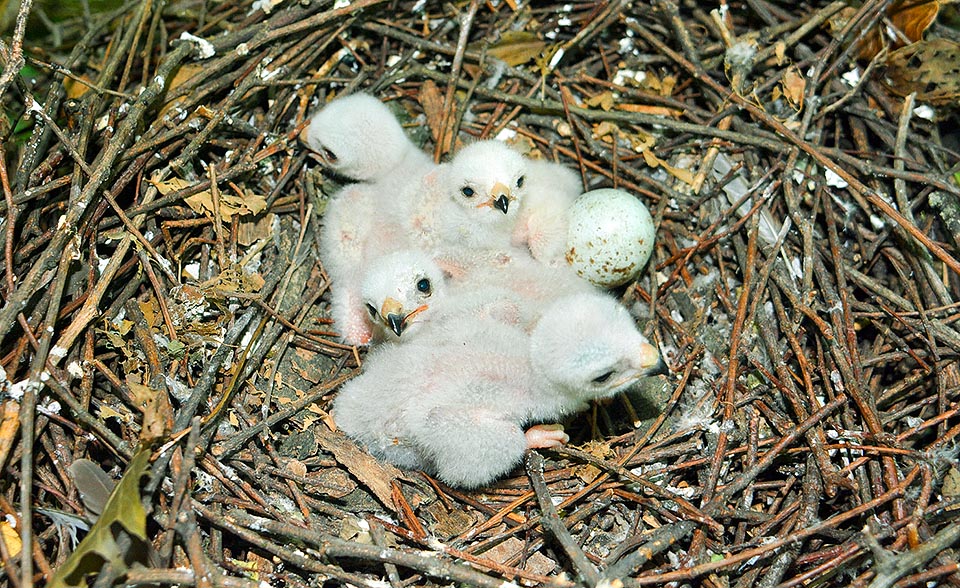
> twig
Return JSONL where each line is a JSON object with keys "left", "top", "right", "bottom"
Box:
{"left": 525, "top": 451, "right": 601, "bottom": 588}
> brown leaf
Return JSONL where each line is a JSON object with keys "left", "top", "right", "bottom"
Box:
{"left": 418, "top": 79, "right": 446, "bottom": 146}
{"left": 780, "top": 65, "right": 806, "bottom": 110}
{"left": 885, "top": 39, "right": 960, "bottom": 104}
{"left": 858, "top": 0, "right": 941, "bottom": 60}
{"left": 314, "top": 425, "right": 404, "bottom": 512}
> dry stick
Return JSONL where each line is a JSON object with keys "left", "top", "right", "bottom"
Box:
{"left": 214, "top": 370, "right": 356, "bottom": 457}
{"left": 525, "top": 451, "right": 601, "bottom": 588}
{"left": 0, "top": 44, "right": 193, "bottom": 345}
{"left": 866, "top": 521, "right": 960, "bottom": 588}
{"left": 628, "top": 464, "right": 921, "bottom": 586}
{"left": 410, "top": 65, "right": 789, "bottom": 153}
{"left": 707, "top": 393, "right": 848, "bottom": 511}
{"left": 0, "top": 0, "right": 35, "bottom": 98}
{"left": 218, "top": 508, "right": 523, "bottom": 588}
{"left": 552, "top": 446, "right": 722, "bottom": 534}
{"left": 18, "top": 236, "right": 77, "bottom": 588}
{"left": 435, "top": 0, "right": 480, "bottom": 160}
{"left": 702, "top": 216, "right": 759, "bottom": 506}
{"left": 0, "top": 145, "right": 16, "bottom": 295}
{"left": 626, "top": 20, "right": 960, "bottom": 278}
{"left": 603, "top": 520, "right": 697, "bottom": 580}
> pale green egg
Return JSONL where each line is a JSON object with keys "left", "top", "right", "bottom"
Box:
{"left": 565, "top": 189, "right": 655, "bottom": 287}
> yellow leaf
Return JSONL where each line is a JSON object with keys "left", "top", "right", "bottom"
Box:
{"left": 148, "top": 177, "right": 194, "bottom": 195}
{"left": 485, "top": 31, "right": 547, "bottom": 66}
{"left": 0, "top": 521, "right": 21, "bottom": 559}
{"left": 585, "top": 91, "right": 615, "bottom": 111}
{"left": 641, "top": 150, "right": 696, "bottom": 186}
{"left": 593, "top": 121, "right": 620, "bottom": 140}
{"left": 774, "top": 42, "right": 787, "bottom": 66}
{"left": 98, "top": 405, "right": 124, "bottom": 421}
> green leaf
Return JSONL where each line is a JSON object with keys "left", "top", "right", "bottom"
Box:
{"left": 49, "top": 448, "right": 151, "bottom": 588}
{"left": 166, "top": 339, "right": 186, "bottom": 359}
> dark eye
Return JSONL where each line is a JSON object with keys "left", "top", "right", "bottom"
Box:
{"left": 322, "top": 147, "right": 338, "bottom": 163}
{"left": 365, "top": 303, "right": 377, "bottom": 317}
{"left": 517, "top": 175, "right": 525, "bottom": 188}
{"left": 461, "top": 186, "right": 475, "bottom": 198}
{"left": 592, "top": 370, "right": 615, "bottom": 384}
{"left": 416, "top": 278, "right": 431, "bottom": 294}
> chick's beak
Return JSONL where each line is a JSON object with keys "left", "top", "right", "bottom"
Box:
{"left": 490, "top": 182, "right": 512, "bottom": 214}
{"left": 380, "top": 297, "right": 406, "bottom": 337}
{"left": 387, "top": 314, "right": 405, "bottom": 337}
{"left": 298, "top": 125, "right": 311, "bottom": 147}
{"left": 639, "top": 343, "right": 669, "bottom": 376}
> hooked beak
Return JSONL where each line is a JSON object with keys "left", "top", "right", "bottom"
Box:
{"left": 490, "top": 182, "right": 512, "bottom": 214}
{"left": 639, "top": 343, "right": 669, "bottom": 376}
{"left": 298, "top": 125, "right": 311, "bottom": 146}
{"left": 387, "top": 314, "right": 405, "bottom": 337}
{"left": 380, "top": 297, "right": 429, "bottom": 337}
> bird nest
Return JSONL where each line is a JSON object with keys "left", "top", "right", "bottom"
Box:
{"left": 2, "top": 0, "right": 960, "bottom": 586}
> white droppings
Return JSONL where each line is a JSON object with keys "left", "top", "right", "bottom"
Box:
{"left": 39, "top": 371, "right": 50, "bottom": 382}
{"left": 913, "top": 104, "right": 935, "bottom": 121}
{"left": 67, "top": 361, "right": 84, "bottom": 379}
{"left": 39, "top": 400, "right": 61, "bottom": 415}
{"left": 179, "top": 32, "right": 216, "bottom": 59}
{"left": 333, "top": 0, "right": 350, "bottom": 7}
{"left": 548, "top": 47, "right": 565, "bottom": 69}
{"left": 841, "top": 68, "right": 861, "bottom": 86}
{"left": 183, "top": 262, "right": 200, "bottom": 280}
{"left": 824, "top": 168, "right": 848, "bottom": 188}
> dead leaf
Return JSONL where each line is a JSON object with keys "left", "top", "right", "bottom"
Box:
{"left": 484, "top": 31, "right": 546, "bottom": 66}
{"left": 585, "top": 91, "right": 615, "bottom": 111}
{"left": 127, "top": 381, "right": 172, "bottom": 442}
{"left": 68, "top": 460, "right": 115, "bottom": 517}
{"left": 592, "top": 121, "right": 620, "bottom": 141}
{"left": 237, "top": 213, "right": 275, "bottom": 246}
{"left": 0, "top": 400, "right": 20, "bottom": 475}
{"left": 572, "top": 440, "right": 615, "bottom": 483}
{"left": 63, "top": 76, "right": 93, "bottom": 99}
{"left": 315, "top": 425, "right": 404, "bottom": 512}
{"left": 0, "top": 520, "right": 21, "bottom": 558}
{"left": 423, "top": 502, "right": 477, "bottom": 538}
{"left": 780, "top": 66, "right": 806, "bottom": 110}
{"left": 642, "top": 150, "right": 697, "bottom": 186}
{"left": 858, "top": 0, "right": 941, "bottom": 60}
{"left": 885, "top": 39, "right": 960, "bottom": 104}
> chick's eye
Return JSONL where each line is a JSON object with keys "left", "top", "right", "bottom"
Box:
{"left": 365, "top": 303, "right": 377, "bottom": 317}
{"left": 416, "top": 278, "right": 432, "bottom": 294}
{"left": 460, "top": 186, "right": 475, "bottom": 198}
{"left": 516, "top": 175, "right": 525, "bottom": 188}
{"left": 322, "top": 147, "right": 338, "bottom": 163}
{"left": 592, "top": 370, "right": 615, "bottom": 384}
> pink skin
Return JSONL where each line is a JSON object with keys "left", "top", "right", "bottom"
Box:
{"left": 524, "top": 424, "right": 569, "bottom": 449}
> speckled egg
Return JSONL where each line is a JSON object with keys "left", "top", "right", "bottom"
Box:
{"left": 565, "top": 189, "right": 655, "bottom": 287}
